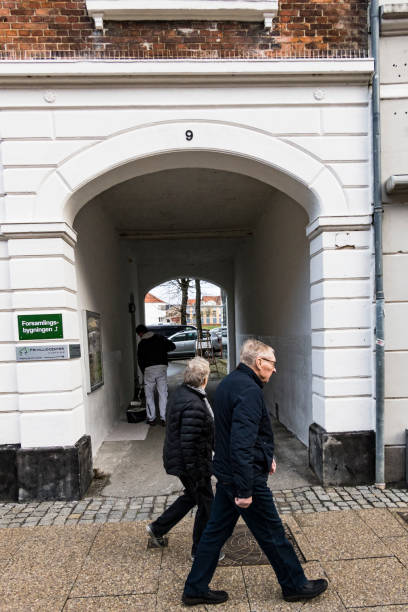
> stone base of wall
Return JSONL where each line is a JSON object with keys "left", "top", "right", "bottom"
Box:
{"left": 385, "top": 445, "right": 406, "bottom": 484}
{"left": 0, "top": 444, "right": 19, "bottom": 501}
{"left": 309, "top": 423, "right": 375, "bottom": 486}
{"left": 0, "top": 436, "right": 93, "bottom": 502}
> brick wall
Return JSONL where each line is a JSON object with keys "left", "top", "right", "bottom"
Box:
{"left": 0, "top": 1, "right": 368, "bottom": 58}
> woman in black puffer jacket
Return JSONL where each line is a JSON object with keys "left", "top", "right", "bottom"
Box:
{"left": 146, "top": 356, "right": 220, "bottom": 560}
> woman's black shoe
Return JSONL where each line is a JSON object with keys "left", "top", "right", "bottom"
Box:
{"left": 283, "top": 578, "right": 328, "bottom": 602}
{"left": 146, "top": 524, "right": 167, "bottom": 548}
{"left": 182, "top": 589, "right": 229, "bottom": 606}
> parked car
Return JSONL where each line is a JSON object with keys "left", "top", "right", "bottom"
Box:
{"left": 148, "top": 324, "right": 196, "bottom": 338}
{"left": 168, "top": 329, "right": 213, "bottom": 360}
{"left": 168, "top": 329, "right": 198, "bottom": 359}
{"left": 211, "top": 327, "right": 228, "bottom": 354}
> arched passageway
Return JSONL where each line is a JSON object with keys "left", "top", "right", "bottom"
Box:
{"left": 2, "top": 110, "right": 374, "bottom": 501}
{"left": 73, "top": 165, "right": 311, "bottom": 455}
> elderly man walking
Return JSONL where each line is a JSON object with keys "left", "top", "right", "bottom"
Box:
{"left": 182, "top": 339, "right": 328, "bottom": 606}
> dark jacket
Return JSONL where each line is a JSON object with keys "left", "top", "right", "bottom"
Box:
{"left": 163, "top": 384, "right": 214, "bottom": 483}
{"left": 212, "top": 363, "right": 274, "bottom": 498}
{"left": 137, "top": 331, "right": 176, "bottom": 372}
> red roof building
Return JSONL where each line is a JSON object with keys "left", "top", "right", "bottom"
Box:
{"left": 145, "top": 293, "right": 165, "bottom": 304}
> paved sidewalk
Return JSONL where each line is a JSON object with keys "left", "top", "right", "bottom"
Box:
{"left": 2, "top": 507, "right": 408, "bottom": 610}
{"left": 1, "top": 485, "right": 408, "bottom": 528}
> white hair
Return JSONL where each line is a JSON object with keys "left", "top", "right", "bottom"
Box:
{"left": 184, "top": 356, "right": 210, "bottom": 387}
{"left": 240, "top": 338, "right": 275, "bottom": 367}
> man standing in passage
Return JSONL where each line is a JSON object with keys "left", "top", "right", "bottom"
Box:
{"left": 136, "top": 324, "right": 176, "bottom": 426}
{"left": 182, "top": 339, "right": 328, "bottom": 606}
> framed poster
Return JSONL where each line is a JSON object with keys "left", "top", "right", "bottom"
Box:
{"left": 86, "top": 311, "right": 104, "bottom": 391}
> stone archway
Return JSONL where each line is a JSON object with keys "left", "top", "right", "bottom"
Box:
{"left": 33, "top": 120, "right": 348, "bottom": 224}
{"left": 2, "top": 118, "right": 374, "bottom": 500}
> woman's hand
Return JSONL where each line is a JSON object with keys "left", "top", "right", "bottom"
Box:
{"left": 269, "top": 458, "right": 277, "bottom": 474}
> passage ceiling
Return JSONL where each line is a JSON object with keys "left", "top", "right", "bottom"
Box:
{"left": 93, "top": 168, "right": 280, "bottom": 232}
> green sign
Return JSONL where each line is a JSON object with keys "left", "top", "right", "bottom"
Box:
{"left": 18, "top": 314, "right": 63, "bottom": 340}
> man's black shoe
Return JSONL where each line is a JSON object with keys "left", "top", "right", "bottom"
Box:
{"left": 160, "top": 419, "right": 166, "bottom": 427}
{"left": 182, "top": 589, "right": 229, "bottom": 606}
{"left": 283, "top": 579, "right": 328, "bottom": 602}
{"left": 146, "top": 419, "right": 156, "bottom": 426}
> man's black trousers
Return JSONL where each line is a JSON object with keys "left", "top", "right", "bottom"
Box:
{"left": 184, "top": 474, "right": 307, "bottom": 596}
{"left": 151, "top": 475, "right": 214, "bottom": 555}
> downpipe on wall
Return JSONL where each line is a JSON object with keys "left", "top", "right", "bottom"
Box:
{"left": 370, "top": 0, "right": 385, "bottom": 488}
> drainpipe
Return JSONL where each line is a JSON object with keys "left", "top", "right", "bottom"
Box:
{"left": 370, "top": 0, "right": 385, "bottom": 488}
{"left": 129, "top": 292, "right": 141, "bottom": 401}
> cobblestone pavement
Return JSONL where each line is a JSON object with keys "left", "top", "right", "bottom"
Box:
{"left": 1, "top": 485, "right": 408, "bottom": 528}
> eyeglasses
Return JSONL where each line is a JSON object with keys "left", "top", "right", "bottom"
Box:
{"left": 259, "top": 356, "right": 276, "bottom": 368}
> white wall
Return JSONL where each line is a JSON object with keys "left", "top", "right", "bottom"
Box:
{"left": 310, "top": 228, "right": 374, "bottom": 435}
{"left": 383, "top": 204, "right": 408, "bottom": 446}
{"left": 379, "top": 22, "right": 408, "bottom": 478}
{"left": 145, "top": 302, "right": 165, "bottom": 325}
{"left": 234, "top": 193, "right": 312, "bottom": 444}
{"left": 0, "top": 234, "right": 87, "bottom": 449}
{"left": 0, "top": 62, "right": 374, "bottom": 456}
{"left": 74, "top": 203, "right": 133, "bottom": 454}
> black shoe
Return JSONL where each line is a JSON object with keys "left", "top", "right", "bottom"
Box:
{"left": 182, "top": 590, "right": 229, "bottom": 606}
{"left": 146, "top": 524, "right": 167, "bottom": 548}
{"left": 146, "top": 419, "right": 156, "bottom": 426}
{"left": 160, "top": 419, "right": 166, "bottom": 427}
{"left": 283, "top": 579, "right": 328, "bottom": 602}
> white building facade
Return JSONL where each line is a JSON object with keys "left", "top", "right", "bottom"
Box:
{"left": 144, "top": 293, "right": 166, "bottom": 325}
{"left": 379, "top": 1, "right": 408, "bottom": 483}
{"left": 0, "top": 56, "right": 381, "bottom": 500}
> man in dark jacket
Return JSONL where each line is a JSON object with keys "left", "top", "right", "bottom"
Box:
{"left": 146, "top": 357, "right": 222, "bottom": 560}
{"left": 182, "top": 339, "right": 328, "bottom": 607}
{"left": 136, "top": 324, "right": 176, "bottom": 425}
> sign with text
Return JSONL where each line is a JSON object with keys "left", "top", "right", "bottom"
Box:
{"left": 18, "top": 314, "right": 63, "bottom": 340}
{"left": 16, "top": 345, "right": 69, "bottom": 361}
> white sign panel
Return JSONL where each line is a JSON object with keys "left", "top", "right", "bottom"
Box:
{"left": 16, "top": 345, "right": 69, "bottom": 361}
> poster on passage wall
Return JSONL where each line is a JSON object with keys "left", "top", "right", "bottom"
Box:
{"left": 86, "top": 310, "right": 104, "bottom": 391}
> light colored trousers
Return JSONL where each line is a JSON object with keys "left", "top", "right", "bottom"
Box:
{"left": 144, "top": 364, "right": 168, "bottom": 421}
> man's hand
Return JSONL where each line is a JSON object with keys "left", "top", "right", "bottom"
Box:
{"left": 235, "top": 496, "right": 252, "bottom": 508}
{"left": 269, "top": 458, "right": 277, "bottom": 474}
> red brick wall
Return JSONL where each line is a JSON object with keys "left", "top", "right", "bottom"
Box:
{"left": 0, "top": 1, "right": 368, "bottom": 58}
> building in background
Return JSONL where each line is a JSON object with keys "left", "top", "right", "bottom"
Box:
{"left": 159, "top": 304, "right": 182, "bottom": 325}
{"left": 187, "top": 296, "right": 223, "bottom": 328}
{"left": 144, "top": 292, "right": 166, "bottom": 325}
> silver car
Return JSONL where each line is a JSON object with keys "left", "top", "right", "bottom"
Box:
{"left": 168, "top": 330, "right": 198, "bottom": 359}
{"left": 211, "top": 327, "right": 228, "bottom": 354}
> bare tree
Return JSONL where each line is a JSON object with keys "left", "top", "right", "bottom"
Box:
{"left": 195, "top": 278, "right": 202, "bottom": 337}
{"left": 178, "top": 278, "right": 190, "bottom": 325}
{"left": 160, "top": 278, "right": 191, "bottom": 324}
{"left": 221, "top": 288, "right": 227, "bottom": 326}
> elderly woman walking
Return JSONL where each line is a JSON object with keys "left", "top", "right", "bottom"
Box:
{"left": 146, "top": 356, "right": 223, "bottom": 561}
